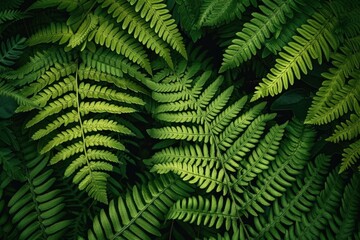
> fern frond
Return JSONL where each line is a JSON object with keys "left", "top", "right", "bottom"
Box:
{"left": 263, "top": 11, "right": 310, "bottom": 57}
{"left": 235, "top": 119, "right": 315, "bottom": 216}
{"left": 15, "top": 47, "right": 147, "bottom": 203}
{"left": 249, "top": 154, "right": 331, "bottom": 239}
{"left": 329, "top": 173, "right": 360, "bottom": 239}
{"left": 220, "top": 0, "right": 304, "bottom": 72}
{"left": 150, "top": 70, "right": 212, "bottom": 103}
{"left": 97, "top": 0, "right": 175, "bottom": 68}
{"left": 251, "top": 7, "right": 339, "bottom": 101}
{"left": 154, "top": 80, "right": 230, "bottom": 124}
{"left": 27, "top": 22, "right": 73, "bottom": 46}
{"left": 210, "top": 95, "right": 247, "bottom": 132}
{"left": 222, "top": 113, "right": 277, "bottom": 171}
{"left": 87, "top": 174, "right": 193, "bottom": 240}
{"left": 0, "top": 35, "right": 26, "bottom": 67}
{"left": 90, "top": 13, "right": 152, "bottom": 74}
{"left": 197, "top": 0, "right": 246, "bottom": 28}
{"left": 167, "top": 195, "right": 238, "bottom": 231}
{"left": 127, "top": 0, "right": 187, "bottom": 59}
{"left": 306, "top": 39, "right": 360, "bottom": 123}
{"left": 171, "top": 0, "right": 203, "bottom": 41}
{"left": 1, "top": 48, "right": 74, "bottom": 84}
{"left": 340, "top": 139, "right": 360, "bottom": 173}
{"left": 285, "top": 167, "right": 345, "bottom": 240}
{"left": 217, "top": 102, "right": 267, "bottom": 150}
{"left": 327, "top": 114, "right": 360, "bottom": 142}
{"left": 81, "top": 48, "right": 149, "bottom": 82}
{"left": 7, "top": 143, "right": 71, "bottom": 240}
{"left": 230, "top": 123, "right": 287, "bottom": 189}
{"left": 68, "top": 13, "right": 99, "bottom": 48}
{"left": 0, "top": 80, "right": 37, "bottom": 108}
{"left": 0, "top": 9, "right": 25, "bottom": 25}
{"left": 305, "top": 78, "right": 360, "bottom": 125}
{"left": 78, "top": 66, "right": 149, "bottom": 94}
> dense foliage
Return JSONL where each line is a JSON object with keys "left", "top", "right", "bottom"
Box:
{"left": 0, "top": 0, "right": 359, "bottom": 239}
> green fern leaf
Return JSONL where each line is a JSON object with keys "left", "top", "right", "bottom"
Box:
{"left": 262, "top": 11, "right": 310, "bottom": 57}
{"left": 210, "top": 96, "right": 248, "bottom": 135}
{"left": 285, "top": 167, "right": 345, "bottom": 240}
{"left": 230, "top": 123, "right": 287, "bottom": 190}
{"left": 97, "top": 0, "right": 175, "bottom": 68}
{"left": 78, "top": 66, "right": 149, "bottom": 94}
{"left": 249, "top": 154, "right": 331, "bottom": 239}
{"left": 27, "top": 22, "right": 73, "bottom": 46}
{"left": 7, "top": 142, "right": 71, "bottom": 240}
{"left": 0, "top": 80, "right": 37, "bottom": 108}
{"left": 222, "top": 113, "right": 277, "bottom": 171}
{"left": 127, "top": 0, "right": 187, "bottom": 59}
{"left": 329, "top": 173, "right": 360, "bottom": 239}
{"left": 15, "top": 48, "right": 146, "bottom": 203}
{"left": 90, "top": 13, "right": 152, "bottom": 74}
{"left": 81, "top": 48, "right": 149, "bottom": 82}
{"left": 217, "top": 101, "right": 267, "bottom": 151}
{"left": 78, "top": 82, "right": 144, "bottom": 105}
{"left": 167, "top": 195, "right": 238, "bottom": 231}
{"left": 149, "top": 69, "right": 212, "bottom": 103}
{"left": 327, "top": 114, "right": 360, "bottom": 142}
{"left": 0, "top": 35, "right": 26, "bottom": 67}
{"left": 305, "top": 78, "right": 360, "bottom": 125}
{"left": 251, "top": 7, "right": 339, "bottom": 101}
{"left": 80, "top": 101, "right": 137, "bottom": 115}
{"left": 1, "top": 48, "right": 74, "bottom": 84}
{"left": 25, "top": 93, "right": 77, "bottom": 128}
{"left": 68, "top": 13, "right": 99, "bottom": 48}
{"left": 197, "top": 0, "right": 250, "bottom": 28}
{"left": 87, "top": 174, "right": 193, "bottom": 240}
{"left": 220, "top": 0, "right": 304, "bottom": 72}
{"left": 40, "top": 119, "right": 133, "bottom": 154}
{"left": 340, "top": 139, "right": 360, "bottom": 173}
{"left": 151, "top": 161, "right": 227, "bottom": 193}
{"left": 306, "top": 39, "right": 360, "bottom": 124}
{"left": 236, "top": 119, "right": 315, "bottom": 216}
{"left": 0, "top": 9, "right": 26, "bottom": 25}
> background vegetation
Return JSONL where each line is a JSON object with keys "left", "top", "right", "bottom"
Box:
{"left": 0, "top": 0, "right": 359, "bottom": 239}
